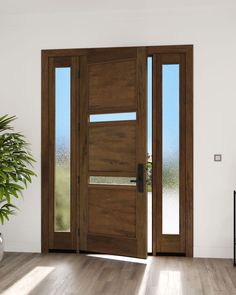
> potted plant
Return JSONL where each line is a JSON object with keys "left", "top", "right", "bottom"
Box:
{"left": 0, "top": 115, "right": 36, "bottom": 262}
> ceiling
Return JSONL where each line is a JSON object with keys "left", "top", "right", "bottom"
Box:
{"left": 0, "top": 0, "right": 234, "bottom": 15}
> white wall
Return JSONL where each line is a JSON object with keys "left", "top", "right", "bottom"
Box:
{"left": 0, "top": 3, "right": 236, "bottom": 258}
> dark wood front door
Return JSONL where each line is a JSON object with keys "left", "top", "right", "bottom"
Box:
{"left": 79, "top": 47, "right": 147, "bottom": 258}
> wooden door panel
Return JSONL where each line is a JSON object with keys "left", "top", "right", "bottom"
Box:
{"left": 79, "top": 47, "right": 147, "bottom": 258}
{"left": 160, "top": 236, "right": 183, "bottom": 253}
{"left": 89, "top": 123, "right": 136, "bottom": 173}
{"left": 87, "top": 235, "right": 137, "bottom": 257}
{"left": 88, "top": 186, "right": 136, "bottom": 237}
{"left": 88, "top": 60, "right": 136, "bottom": 112}
{"left": 87, "top": 47, "right": 137, "bottom": 64}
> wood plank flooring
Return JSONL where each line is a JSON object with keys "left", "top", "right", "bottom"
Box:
{"left": 0, "top": 253, "right": 235, "bottom": 295}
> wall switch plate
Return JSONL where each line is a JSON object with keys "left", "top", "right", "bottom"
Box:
{"left": 214, "top": 154, "right": 222, "bottom": 162}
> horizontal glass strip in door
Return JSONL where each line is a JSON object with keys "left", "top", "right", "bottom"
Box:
{"left": 89, "top": 176, "right": 136, "bottom": 186}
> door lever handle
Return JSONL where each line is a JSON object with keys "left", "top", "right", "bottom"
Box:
{"left": 137, "top": 164, "right": 144, "bottom": 193}
{"left": 130, "top": 179, "right": 137, "bottom": 183}
{"left": 129, "top": 164, "right": 144, "bottom": 192}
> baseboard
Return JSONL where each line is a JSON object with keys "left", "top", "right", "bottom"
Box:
{"left": 194, "top": 246, "right": 233, "bottom": 259}
{"left": 4, "top": 241, "right": 41, "bottom": 253}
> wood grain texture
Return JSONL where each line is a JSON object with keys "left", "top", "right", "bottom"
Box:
{"left": 147, "top": 45, "right": 193, "bottom": 55}
{"left": 42, "top": 45, "right": 193, "bottom": 256}
{"left": 87, "top": 235, "right": 138, "bottom": 257}
{"left": 79, "top": 47, "right": 147, "bottom": 258}
{"left": 156, "top": 53, "right": 186, "bottom": 253}
{"left": 154, "top": 53, "right": 163, "bottom": 255}
{"left": 155, "top": 53, "right": 187, "bottom": 254}
{"left": 79, "top": 55, "right": 89, "bottom": 251}
{"left": 185, "top": 46, "right": 194, "bottom": 257}
{"left": 42, "top": 45, "right": 192, "bottom": 58}
{"left": 136, "top": 47, "right": 147, "bottom": 258}
{"left": 48, "top": 57, "right": 55, "bottom": 250}
{"left": 179, "top": 53, "right": 187, "bottom": 253}
{"left": 153, "top": 50, "right": 193, "bottom": 256}
{"left": 47, "top": 57, "right": 76, "bottom": 251}
{"left": 88, "top": 186, "right": 136, "bottom": 237}
{"left": 89, "top": 123, "right": 136, "bottom": 173}
{"left": 87, "top": 47, "right": 137, "bottom": 63}
{"left": 71, "top": 56, "right": 79, "bottom": 250}
{"left": 1, "top": 253, "right": 236, "bottom": 295}
{"left": 41, "top": 51, "right": 49, "bottom": 253}
{"left": 88, "top": 60, "right": 136, "bottom": 112}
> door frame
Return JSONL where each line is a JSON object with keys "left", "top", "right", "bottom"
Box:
{"left": 148, "top": 46, "right": 193, "bottom": 257}
{"left": 41, "top": 45, "right": 193, "bottom": 256}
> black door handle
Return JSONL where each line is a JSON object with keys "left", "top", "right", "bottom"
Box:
{"left": 129, "top": 164, "right": 144, "bottom": 192}
{"left": 130, "top": 179, "right": 137, "bottom": 183}
{"left": 137, "top": 164, "right": 144, "bottom": 193}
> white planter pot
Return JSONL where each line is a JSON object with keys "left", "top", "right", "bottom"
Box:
{"left": 0, "top": 233, "right": 4, "bottom": 262}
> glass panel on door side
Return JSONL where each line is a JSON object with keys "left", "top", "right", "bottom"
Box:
{"left": 162, "top": 64, "right": 180, "bottom": 235}
{"left": 55, "top": 67, "right": 71, "bottom": 232}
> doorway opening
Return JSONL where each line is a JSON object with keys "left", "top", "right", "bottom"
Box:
{"left": 147, "top": 56, "right": 152, "bottom": 254}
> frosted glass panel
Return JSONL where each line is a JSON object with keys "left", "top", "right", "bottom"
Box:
{"left": 90, "top": 112, "right": 136, "bottom": 122}
{"left": 89, "top": 176, "right": 136, "bottom": 186}
{"left": 55, "top": 67, "right": 71, "bottom": 232}
{"left": 162, "top": 64, "right": 180, "bottom": 235}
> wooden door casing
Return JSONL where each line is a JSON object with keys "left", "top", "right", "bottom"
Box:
{"left": 44, "top": 56, "right": 79, "bottom": 251}
{"left": 151, "top": 49, "right": 192, "bottom": 255}
{"left": 41, "top": 45, "right": 193, "bottom": 257}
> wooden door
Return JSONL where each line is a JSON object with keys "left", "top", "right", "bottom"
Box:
{"left": 79, "top": 47, "right": 147, "bottom": 258}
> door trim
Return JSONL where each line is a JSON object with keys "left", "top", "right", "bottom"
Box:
{"left": 41, "top": 45, "right": 193, "bottom": 257}
{"left": 150, "top": 45, "right": 193, "bottom": 257}
{"left": 41, "top": 55, "right": 78, "bottom": 251}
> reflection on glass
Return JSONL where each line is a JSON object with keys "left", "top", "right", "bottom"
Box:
{"left": 90, "top": 112, "right": 136, "bottom": 122}
{"left": 147, "top": 57, "right": 152, "bottom": 253}
{"left": 55, "top": 67, "right": 71, "bottom": 232}
{"left": 162, "top": 64, "right": 180, "bottom": 235}
{"left": 89, "top": 176, "right": 136, "bottom": 186}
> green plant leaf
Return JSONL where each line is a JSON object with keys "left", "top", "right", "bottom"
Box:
{"left": 0, "top": 115, "right": 36, "bottom": 223}
{"left": 0, "top": 213, "right": 4, "bottom": 224}
{"left": 0, "top": 171, "right": 7, "bottom": 180}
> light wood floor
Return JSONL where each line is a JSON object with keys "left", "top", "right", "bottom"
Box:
{"left": 0, "top": 253, "right": 235, "bottom": 295}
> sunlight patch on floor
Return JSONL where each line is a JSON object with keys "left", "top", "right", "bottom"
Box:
{"left": 87, "top": 254, "right": 148, "bottom": 264}
{"left": 157, "top": 271, "right": 182, "bottom": 294}
{"left": 138, "top": 257, "right": 151, "bottom": 295}
{"left": 138, "top": 267, "right": 182, "bottom": 295}
{"left": 1, "top": 266, "right": 55, "bottom": 295}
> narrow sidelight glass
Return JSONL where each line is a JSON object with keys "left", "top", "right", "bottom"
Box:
{"left": 55, "top": 67, "right": 71, "bottom": 232}
{"left": 162, "top": 64, "right": 180, "bottom": 235}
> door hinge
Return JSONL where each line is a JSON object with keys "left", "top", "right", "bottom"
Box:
{"left": 78, "top": 70, "right": 80, "bottom": 78}
{"left": 78, "top": 176, "right": 80, "bottom": 184}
